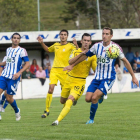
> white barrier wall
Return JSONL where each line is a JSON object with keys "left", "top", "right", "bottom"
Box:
{"left": 21, "top": 79, "right": 61, "bottom": 99}
{"left": 112, "top": 73, "right": 140, "bottom": 93}
{"left": 15, "top": 73, "right": 140, "bottom": 100}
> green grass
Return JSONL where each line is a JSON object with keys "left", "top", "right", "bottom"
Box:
{"left": 0, "top": 93, "right": 140, "bottom": 140}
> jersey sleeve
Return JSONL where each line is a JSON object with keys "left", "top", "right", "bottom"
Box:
{"left": 48, "top": 43, "right": 56, "bottom": 52}
{"left": 2, "top": 56, "right": 7, "bottom": 62}
{"left": 117, "top": 45, "right": 125, "bottom": 59}
{"left": 86, "top": 44, "right": 96, "bottom": 57}
{"left": 20, "top": 48, "right": 29, "bottom": 62}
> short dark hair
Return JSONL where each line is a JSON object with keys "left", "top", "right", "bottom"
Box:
{"left": 103, "top": 27, "right": 113, "bottom": 35}
{"left": 59, "top": 29, "right": 69, "bottom": 36}
{"left": 12, "top": 32, "right": 21, "bottom": 39}
{"left": 82, "top": 33, "right": 91, "bottom": 40}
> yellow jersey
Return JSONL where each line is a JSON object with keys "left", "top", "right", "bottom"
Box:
{"left": 48, "top": 42, "right": 76, "bottom": 68}
{"left": 69, "top": 48, "right": 97, "bottom": 79}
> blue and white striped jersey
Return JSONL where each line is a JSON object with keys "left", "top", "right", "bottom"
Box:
{"left": 2, "top": 46, "right": 29, "bottom": 79}
{"left": 2, "top": 56, "right": 7, "bottom": 62}
{"left": 86, "top": 41, "right": 124, "bottom": 80}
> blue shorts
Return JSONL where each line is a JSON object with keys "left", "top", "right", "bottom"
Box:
{"left": 87, "top": 79, "right": 115, "bottom": 95}
{"left": 0, "top": 76, "right": 20, "bottom": 95}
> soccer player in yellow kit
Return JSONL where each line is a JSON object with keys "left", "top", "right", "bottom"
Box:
{"left": 52, "top": 33, "right": 97, "bottom": 125}
{"left": 37, "top": 29, "right": 77, "bottom": 118}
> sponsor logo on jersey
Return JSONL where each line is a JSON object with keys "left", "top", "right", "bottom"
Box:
{"left": 97, "top": 56, "right": 110, "bottom": 63}
{"left": 6, "top": 57, "right": 12, "bottom": 63}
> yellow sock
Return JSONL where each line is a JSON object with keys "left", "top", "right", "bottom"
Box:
{"left": 63, "top": 103, "right": 66, "bottom": 108}
{"left": 45, "top": 93, "right": 52, "bottom": 112}
{"left": 57, "top": 99, "right": 73, "bottom": 122}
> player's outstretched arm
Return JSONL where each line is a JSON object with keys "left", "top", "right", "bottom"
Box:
{"left": 13, "top": 61, "right": 30, "bottom": 80}
{"left": 37, "top": 36, "right": 49, "bottom": 52}
{"left": 71, "top": 54, "right": 87, "bottom": 67}
{"left": 0, "top": 61, "right": 6, "bottom": 66}
{"left": 69, "top": 49, "right": 89, "bottom": 65}
{"left": 64, "top": 54, "right": 88, "bottom": 72}
{"left": 121, "top": 57, "right": 139, "bottom": 86}
{"left": 69, "top": 53, "right": 84, "bottom": 65}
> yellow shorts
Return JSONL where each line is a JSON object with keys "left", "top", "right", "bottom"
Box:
{"left": 49, "top": 68, "right": 67, "bottom": 87}
{"left": 61, "top": 75, "right": 86, "bottom": 100}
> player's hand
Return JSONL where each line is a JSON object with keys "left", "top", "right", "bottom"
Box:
{"left": 82, "top": 49, "right": 89, "bottom": 54}
{"left": 73, "top": 38, "right": 79, "bottom": 48}
{"left": 12, "top": 72, "right": 21, "bottom": 80}
{"left": 132, "top": 76, "right": 139, "bottom": 87}
{"left": 63, "top": 65, "right": 73, "bottom": 72}
{"left": 37, "top": 36, "right": 43, "bottom": 44}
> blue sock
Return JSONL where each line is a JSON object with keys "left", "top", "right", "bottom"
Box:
{"left": 3, "top": 100, "right": 9, "bottom": 109}
{"left": 10, "top": 100, "right": 19, "bottom": 113}
{"left": 90, "top": 103, "right": 98, "bottom": 120}
{"left": 0, "top": 94, "right": 6, "bottom": 105}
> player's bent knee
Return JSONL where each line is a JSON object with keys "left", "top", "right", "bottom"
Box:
{"left": 48, "top": 85, "right": 55, "bottom": 93}
{"left": 60, "top": 100, "right": 65, "bottom": 104}
{"left": 6, "top": 96, "right": 11, "bottom": 102}
{"left": 60, "top": 97, "right": 67, "bottom": 104}
{"left": 91, "top": 96, "right": 98, "bottom": 104}
{"left": 85, "top": 97, "right": 91, "bottom": 102}
{"left": 68, "top": 95, "right": 75, "bottom": 102}
{"left": 48, "top": 88, "right": 54, "bottom": 94}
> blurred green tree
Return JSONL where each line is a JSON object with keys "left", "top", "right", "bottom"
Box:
{"left": 0, "top": 0, "right": 37, "bottom": 32}
{"left": 61, "top": 0, "right": 140, "bottom": 29}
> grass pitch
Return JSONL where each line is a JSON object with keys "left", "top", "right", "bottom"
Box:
{"left": 0, "top": 92, "right": 140, "bottom": 140}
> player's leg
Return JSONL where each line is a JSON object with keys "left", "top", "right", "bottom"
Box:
{"left": 0, "top": 89, "right": 4, "bottom": 112}
{"left": 2, "top": 100, "right": 9, "bottom": 112}
{"left": 1, "top": 91, "right": 9, "bottom": 112}
{"left": 41, "top": 84, "right": 55, "bottom": 118}
{"left": 85, "top": 79, "right": 100, "bottom": 124}
{"left": 85, "top": 92, "right": 93, "bottom": 102}
{"left": 86, "top": 79, "right": 115, "bottom": 124}
{"left": 41, "top": 70, "right": 59, "bottom": 118}
{"left": 6, "top": 93, "right": 20, "bottom": 121}
{"left": 0, "top": 77, "right": 7, "bottom": 112}
{"left": 60, "top": 80, "right": 71, "bottom": 106}
{"left": 0, "top": 91, "right": 6, "bottom": 111}
{"left": 52, "top": 95, "right": 76, "bottom": 126}
{"left": 60, "top": 97, "right": 67, "bottom": 104}
{"left": 87, "top": 89, "right": 103, "bottom": 123}
{"left": 52, "top": 81, "right": 85, "bottom": 126}
{"left": 7, "top": 79, "right": 21, "bottom": 121}
{"left": 46, "top": 84, "right": 55, "bottom": 112}
{"left": 58, "top": 73, "right": 68, "bottom": 108}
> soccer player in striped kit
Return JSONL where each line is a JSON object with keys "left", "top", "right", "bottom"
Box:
{"left": 0, "top": 33, "right": 30, "bottom": 121}
{"left": 0, "top": 56, "right": 9, "bottom": 113}
{"left": 64, "top": 27, "right": 139, "bottom": 124}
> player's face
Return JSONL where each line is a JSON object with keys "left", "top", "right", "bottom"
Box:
{"left": 11, "top": 35, "right": 20, "bottom": 46}
{"left": 102, "top": 29, "right": 113, "bottom": 43}
{"left": 81, "top": 36, "right": 91, "bottom": 49}
{"left": 59, "top": 32, "right": 68, "bottom": 42}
